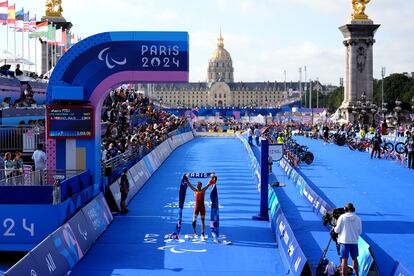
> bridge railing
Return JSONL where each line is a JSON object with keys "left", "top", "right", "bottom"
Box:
{"left": 0, "top": 169, "right": 84, "bottom": 186}
{"left": 0, "top": 125, "right": 45, "bottom": 153}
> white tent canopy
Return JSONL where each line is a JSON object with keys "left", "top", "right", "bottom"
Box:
{"left": 0, "top": 50, "right": 19, "bottom": 65}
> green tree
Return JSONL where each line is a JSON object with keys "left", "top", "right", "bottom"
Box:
{"left": 373, "top": 74, "right": 414, "bottom": 110}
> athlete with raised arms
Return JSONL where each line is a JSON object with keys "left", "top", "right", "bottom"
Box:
{"left": 187, "top": 176, "right": 217, "bottom": 238}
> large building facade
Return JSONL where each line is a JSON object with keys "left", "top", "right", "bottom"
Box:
{"left": 150, "top": 33, "right": 304, "bottom": 108}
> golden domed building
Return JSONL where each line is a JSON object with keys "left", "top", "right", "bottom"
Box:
{"left": 150, "top": 32, "right": 304, "bottom": 108}
{"left": 208, "top": 32, "right": 234, "bottom": 83}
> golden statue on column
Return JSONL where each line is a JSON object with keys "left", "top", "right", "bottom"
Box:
{"left": 45, "top": 0, "right": 63, "bottom": 18}
{"left": 352, "top": 0, "right": 371, "bottom": 20}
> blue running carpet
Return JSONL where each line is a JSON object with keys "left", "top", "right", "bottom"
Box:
{"left": 294, "top": 136, "right": 414, "bottom": 275}
{"left": 71, "top": 138, "right": 284, "bottom": 276}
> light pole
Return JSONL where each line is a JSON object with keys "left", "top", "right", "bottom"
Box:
{"left": 309, "top": 79, "right": 312, "bottom": 110}
{"left": 316, "top": 78, "right": 320, "bottom": 109}
{"left": 394, "top": 98, "right": 402, "bottom": 126}
{"left": 381, "top": 67, "right": 386, "bottom": 110}
{"left": 304, "top": 66, "right": 307, "bottom": 108}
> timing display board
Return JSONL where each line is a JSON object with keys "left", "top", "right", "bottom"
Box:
{"left": 47, "top": 106, "right": 94, "bottom": 139}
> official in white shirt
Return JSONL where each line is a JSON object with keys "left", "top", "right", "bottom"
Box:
{"left": 334, "top": 203, "right": 362, "bottom": 276}
{"left": 32, "top": 144, "right": 46, "bottom": 185}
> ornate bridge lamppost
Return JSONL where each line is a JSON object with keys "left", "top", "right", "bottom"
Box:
{"left": 393, "top": 98, "right": 402, "bottom": 126}
{"left": 351, "top": 92, "right": 377, "bottom": 127}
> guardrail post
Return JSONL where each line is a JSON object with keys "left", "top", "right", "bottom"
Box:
{"left": 253, "top": 138, "right": 269, "bottom": 221}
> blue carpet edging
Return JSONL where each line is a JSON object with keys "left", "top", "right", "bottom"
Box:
{"left": 236, "top": 133, "right": 312, "bottom": 275}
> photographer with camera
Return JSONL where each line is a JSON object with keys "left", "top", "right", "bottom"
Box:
{"left": 334, "top": 203, "right": 362, "bottom": 276}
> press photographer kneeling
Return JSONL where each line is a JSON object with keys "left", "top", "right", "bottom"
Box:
{"left": 334, "top": 203, "right": 362, "bottom": 276}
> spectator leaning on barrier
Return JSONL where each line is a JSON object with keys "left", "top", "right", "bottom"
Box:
{"left": 4, "top": 152, "right": 13, "bottom": 181}
{"left": 334, "top": 203, "right": 362, "bottom": 276}
{"left": 13, "top": 151, "right": 24, "bottom": 178}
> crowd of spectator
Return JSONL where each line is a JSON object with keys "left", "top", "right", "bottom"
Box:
{"left": 1, "top": 83, "right": 40, "bottom": 108}
{"left": 0, "top": 64, "right": 47, "bottom": 80}
{"left": 101, "top": 88, "right": 188, "bottom": 162}
{"left": 1, "top": 151, "right": 24, "bottom": 184}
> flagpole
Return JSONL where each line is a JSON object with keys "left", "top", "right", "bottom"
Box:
{"left": 46, "top": 41, "right": 49, "bottom": 74}
{"left": 13, "top": 27, "right": 16, "bottom": 56}
{"left": 28, "top": 31, "right": 31, "bottom": 71}
{"left": 35, "top": 37, "right": 37, "bottom": 74}
{"left": 51, "top": 43, "right": 54, "bottom": 71}
{"left": 6, "top": 24, "right": 9, "bottom": 52}
{"left": 22, "top": 29, "right": 24, "bottom": 70}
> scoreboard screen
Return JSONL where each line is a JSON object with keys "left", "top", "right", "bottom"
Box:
{"left": 47, "top": 106, "right": 94, "bottom": 139}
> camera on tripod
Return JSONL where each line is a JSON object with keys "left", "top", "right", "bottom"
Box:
{"left": 323, "top": 207, "right": 346, "bottom": 227}
{"left": 317, "top": 207, "right": 350, "bottom": 276}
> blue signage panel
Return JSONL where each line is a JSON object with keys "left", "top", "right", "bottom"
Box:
{"left": 269, "top": 144, "right": 283, "bottom": 161}
{"left": 275, "top": 209, "right": 307, "bottom": 276}
{"left": 81, "top": 193, "right": 113, "bottom": 241}
{"left": 56, "top": 32, "right": 189, "bottom": 100}
{"left": 50, "top": 223, "right": 84, "bottom": 269}
{"left": 0, "top": 205, "right": 63, "bottom": 248}
{"left": 28, "top": 235, "right": 71, "bottom": 276}
{"left": 3, "top": 254, "right": 49, "bottom": 276}
{"left": 66, "top": 211, "right": 95, "bottom": 255}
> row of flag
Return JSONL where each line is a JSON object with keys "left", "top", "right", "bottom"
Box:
{"left": 0, "top": 1, "right": 80, "bottom": 47}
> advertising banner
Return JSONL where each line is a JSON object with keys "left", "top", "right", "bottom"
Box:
{"left": 66, "top": 211, "right": 95, "bottom": 254}
{"left": 5, "top": 193, "right": 113, "bottom": 276}
{"left": 81, "top": 193, "right": 113, "bottom": 242}
{"left": 275, "top": 209, "right": 308, "bottom": 276}
{"left": 3, "top": 254, "right": 47, "bottom": 276}
{"left": 109, "top": 179, "right": 122, "bottom": 211}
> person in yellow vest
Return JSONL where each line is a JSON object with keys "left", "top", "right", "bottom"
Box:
{"left": 277, "top": 133, "right": 285, "bottom": 144}
{"left": 359, "top": 128, "right": 367, "bottom": 140}
{"left": 368, "top": 125, "right": 375, "bottom": 134}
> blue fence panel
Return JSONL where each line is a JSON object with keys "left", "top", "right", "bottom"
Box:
{"left": 4, "top": 193, "right": 113, "bottom": 275}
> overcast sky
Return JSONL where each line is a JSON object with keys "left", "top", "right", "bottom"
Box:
{"left": 17, "top": 0, "right": 414, "bottom": 85}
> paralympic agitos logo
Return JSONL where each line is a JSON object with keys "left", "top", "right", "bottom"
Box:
{"left": 98, "top": 43, "right": 183, "bottom": 70}
{"left": 98, "top": 47, "right": 127, "bottom": 69}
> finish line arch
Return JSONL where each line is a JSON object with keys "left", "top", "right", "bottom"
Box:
{"left": 46, "top": 31, "right": 189, "bottom": 192}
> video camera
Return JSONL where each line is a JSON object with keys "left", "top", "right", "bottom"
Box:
{"left": 322, "top": 207, "right": 346, "bottom": 255}
{"left": 322, "top": 207, "right": 346, "bottom": 227}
